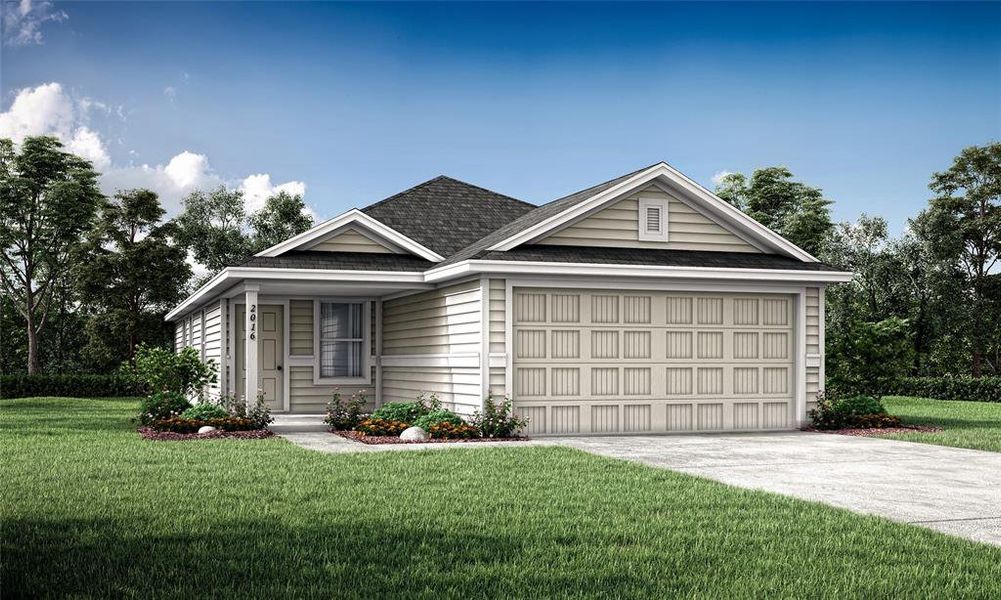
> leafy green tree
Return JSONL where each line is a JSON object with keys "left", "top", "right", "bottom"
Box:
{"left": 74, "top": 189, "right": 191, "bottom": 368}
{"left": 0, "top": 136, "right": 102, "bottom": 373}
{"left": 827, "top": 317, "right": 914, "bottom": 397}
{"left": 174, "top": 186, "right": 251, "bottom": 274}
{"left": 925, "top": 143, "right": 1001, "bottom": 375}
{"left": 713, "top": 166, "right": 833, "bottom": 256}
{"left": 249, "top": 190, "right": 314, "bottom": 252}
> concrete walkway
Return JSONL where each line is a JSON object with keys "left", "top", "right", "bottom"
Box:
{"left": 272, "top": 415, "right": 1001, "bottom": 546}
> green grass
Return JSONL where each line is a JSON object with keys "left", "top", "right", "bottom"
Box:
{"left": 3, "top": 398, "right": 1001, "bottom": 598}
{"left": 882, "top": 396, "right": 1001, "bottom": 453}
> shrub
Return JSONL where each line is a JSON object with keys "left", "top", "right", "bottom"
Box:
{"left": 371, "top": 393, "right": 441, "bottom": 425}
{"left": 471, "top": 396, "right": 528, "bottom": 438}
{"left": 428, "top": 422, "right": 480, "bottom": 439}
{"left": 325, "top": 389, "right": 368, "bottom": 430}
{"left": 827, "top": 317, "right": 913, "bottom": 398}
{"left": 131, "top": 344, "right": 217, "bottom": 397}
{"left": 222, "top": 392, "right": 273, "bottom": 429}
{"left": 0, "top": 374, "right": 144, "bottom": 399}
{"left": 884, "top": 376, "right": 1001, "bottom": 403}
{"left": 413, "top": 409, "right": 464, "bottom": 431}
{"left": 354, "top": 418, "right": 409, "bottom": 437}
{"left": 809, "top": 392, "right": 894, "bottom": 430}
{"left": 139, "top": 391, "right": 191, "bottom": 426}
{"left": 151, "top": 416, "right": 260, "bottom": 433}
{"left": 180, "top": 403, "right": 230, "bottom": 421}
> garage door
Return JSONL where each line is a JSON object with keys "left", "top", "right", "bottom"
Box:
{"left": 512, "top": 288, "right": 796, "bottom": 435}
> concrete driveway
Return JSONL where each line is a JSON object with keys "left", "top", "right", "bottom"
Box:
{"left": 552, "top": 432, "right": 1001, "bottom": 546}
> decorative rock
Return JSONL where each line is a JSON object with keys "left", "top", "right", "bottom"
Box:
{"left": 197, "top": 425, "right": 217, "bottom": 434}
{"left": 400, "top": 426, "right": 428, "bottom": 442}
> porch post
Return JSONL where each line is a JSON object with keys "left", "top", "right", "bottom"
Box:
{"left": 245, "top": 285, "right": 260, "bottom": 407}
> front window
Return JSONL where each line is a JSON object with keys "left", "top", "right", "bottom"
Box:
{"left": 319, "top": 302, "right": 364, "bottom": 378}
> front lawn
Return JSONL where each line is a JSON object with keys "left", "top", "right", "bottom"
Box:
{"left": 882, "top": 396, "right": 1001, "bottom": 453}
{"left": 3, "top": 397, "right": 1001, "bottom": 598}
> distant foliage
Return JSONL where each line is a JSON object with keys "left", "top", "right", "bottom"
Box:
{"left": 885, "top": 377, "right": 1001, "bottom": 403}
{"left": 827, "top": 317, "right": 913, "bottom": 398}
{"left": 0, "top": 374, "right": 144, "bottom": 399}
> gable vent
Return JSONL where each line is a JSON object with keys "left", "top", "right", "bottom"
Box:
{"left": 638, "top": 197, "right": 669, "bottom": 241}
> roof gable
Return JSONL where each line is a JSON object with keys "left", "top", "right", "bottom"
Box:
{"left": 461, "top": 163, "right": 818, "bottom": 264}
{"left": 538, "top": 183, "right": 763, "bottom": 253}
{"left": 306, "top": 226, "right": 397, "bottom": 254}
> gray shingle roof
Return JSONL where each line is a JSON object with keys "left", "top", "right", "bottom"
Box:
{"left": 477, "top": 245, "right": 840, "bottom": 271}
{"left": 361, "top": 175, "right": 535, "bottom": 257}
{"left": 438, "top": 163, "right": 659, "bottom": 266}
{"left": 236, "top": 251, "right": 433, "bottom": 271}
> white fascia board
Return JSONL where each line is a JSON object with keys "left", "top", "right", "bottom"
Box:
{"left": 165, "top": 267, "right": 429, "bottom": 322}
{"left": 488, "top": 162, "right": 819, "bottom": 263}
{"left": 425, "top": 259, "right": 854, "bottom": 284}
{"left": 255, "top": 209, "right": 445, "bottom": 262}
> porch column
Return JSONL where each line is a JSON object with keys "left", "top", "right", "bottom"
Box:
{"left": 245, "top": 285, "right": 260, "bottom": 406}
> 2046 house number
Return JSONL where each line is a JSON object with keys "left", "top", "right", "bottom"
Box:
{"left": 248, "top": 304, "right": 257, "bottom": 341}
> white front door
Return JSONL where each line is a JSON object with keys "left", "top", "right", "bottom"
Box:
{"left": 236, "top": 304, "right": 284, "bottom": 410}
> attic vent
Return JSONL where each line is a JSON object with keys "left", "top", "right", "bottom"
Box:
{"left": 638, "top": 198, "right": 669, "bottom": 241}
{"left": 645, "top": 206, "right": 662, "bottom": 233}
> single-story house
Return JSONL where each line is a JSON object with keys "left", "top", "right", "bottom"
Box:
{"left": 166, "top": 162, "right": 851, "bottom": 435}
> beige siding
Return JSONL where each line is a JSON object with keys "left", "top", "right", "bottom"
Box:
{"left": 382, "top": 280, "right": 481, "bottom": 355}
{"left": 381, "top": 366, "right": 482, "bottom": 416}
{"left": 289, "top": 299, "right": 313, "bottom": 356}
{"left": 488, "top": 279, "right": 507, "bottom": 397}
{"left": 806, "top": 287, "right": 821, "bottom": 356}
{"left": 513, "top": 288, "right": 796, "bottom": 435}
{"left": 805, "top": 286, "right": 824, "bottom": 411}
{"left": 289, "top": 365, "right": 375, "bottom": 413}
{"left": 310, "top": 228, "right": 394, "bottom": 253}
{"left": 203, "top": 303, "right": 223, "bottom": 398}
{"left": 174, "top": 322, "right": 184, "bottom": 351}
{"left": 538, "top": 185, "right": 760, "bottom": 253}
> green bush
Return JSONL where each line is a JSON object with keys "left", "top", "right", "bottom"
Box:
{"left": 884, "top": 376, "right": 1001, "bottom": 403}
{"left": 371, "top": 393, "right": 442, "bottom": 425}
{"left": 428, "top": 422, "right": 480, "bottom": 439}
{"left": 180, "top": 403, "right": 230, "bottom": 421}
{"left": 809, "top": 393, "right": 896, "bottom": 430}
{"left": 413, "top": 409, "right": 464, "bottom": 431}
{"left": 0, "top": 374, "right": 144, "bottom": 399}
{"left": 827, "top": 317, "right": 913, "bottom": 398}
{"left": 354, "top": 417, "right": 409, "bottom": 437}
{"left": 218, "top": 393, "right": 273, "bottom": 429}
{"left": 139, "top": 391, "right": 191, "bottom": 426}
{"left": 131, "top": 344, "right": 217, "bottom": 397}
{"left": 471, "top": 396, "right": 528, "bottom": 438}
{"left": 325, "top": 389, "right": 368, "bottom": 430}
{"left": 151, "top": 416, "right": 260, "bottom": 433}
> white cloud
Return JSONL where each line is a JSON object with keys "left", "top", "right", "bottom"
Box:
{"left": 2, "top": 0, "right": 68, "bottom": 47}
{"left": 711, "top": 170, "right": 734, "bottom": 187}
{"left": 0, "top": 82, "right": 112, "bottom": 168}
{"left": 239, "top": 173, "right": 308, "bottom": 213}
{"left": 2, "top": 81, "right": 312, "bottom": 219}
{"left": 163, "top": 86, "right": 176, "bottom": 102}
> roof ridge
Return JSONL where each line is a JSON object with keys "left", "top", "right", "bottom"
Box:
{"left": 430, "top": 175, "right": 537, "bottom": 208}
{"left": 536, "top": 161, "right": 664, "bottom": 208}
{"left": 361, "top": 174, "right": 534, "bottom": 212}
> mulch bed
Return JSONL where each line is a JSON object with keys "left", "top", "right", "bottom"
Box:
{"left": 138, "top": 427, "right": 275, "bottom": 441}
{"left": 333, "top": 430, "right": 529, "bottom": 445}
{"left": 805, "top": 424, "right": 942, "bottom": 437}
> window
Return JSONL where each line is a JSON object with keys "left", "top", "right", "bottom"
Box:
{"left": 319, "top": 302, "right": 365, "bottom": 378}
{"left": 638, "top": 197, "right": 669, "bottom": 241}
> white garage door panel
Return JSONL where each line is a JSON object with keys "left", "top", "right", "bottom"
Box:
{"left": 513, "top": 289, "right": 795, "bottom": 435}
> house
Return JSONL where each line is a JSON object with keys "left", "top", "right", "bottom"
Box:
{"left": 166, "top": 162, "right": 851, "bottom": 435}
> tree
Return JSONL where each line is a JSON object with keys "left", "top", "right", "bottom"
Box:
{"left": 925, "top": 143, "right": 1001, "bottom": 375}
{"left": 713, "top": 166, "right": 834, "bottom": 256}
{"left": 249, "top": 190, "right": 314, "bottom": 252}
{"left": 173, "top": 186, "right": 251, "bottom": 274}
{"left": 0, "top": 136, "right": 102, "bottom": 373}
{"left": 74, "top": 189, "right": 191, "bottom": 368}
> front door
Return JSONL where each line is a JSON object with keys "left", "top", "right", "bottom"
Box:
{"left": 236, "top": 304, "right": 284, "bottom": 410}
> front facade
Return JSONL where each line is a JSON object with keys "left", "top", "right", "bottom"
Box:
{"left": 167, "top": 163, "right": 850, "bottom": 435}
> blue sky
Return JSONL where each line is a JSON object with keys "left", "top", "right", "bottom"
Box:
{"left": 2, "top": 1, "right": 999, "bottom": 232}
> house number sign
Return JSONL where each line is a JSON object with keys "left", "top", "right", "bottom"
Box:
{"left": 248, "top": 304, "right": 257, "bottom": 340}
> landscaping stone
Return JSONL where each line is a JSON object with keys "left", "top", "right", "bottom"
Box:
{"left": 400, "top": 426, "right": 428, "bottom": 442}
{"left": 198, "top": 425, "right": 217, "bottom": 434}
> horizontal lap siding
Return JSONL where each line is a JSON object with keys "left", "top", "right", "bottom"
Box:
{"left": 488, "top": 279, "right": 507, "bottom": 397}
{"left": 805, "top": 286, "right": 823, "bottom": 412}
{"left": 289, "top": 366, "right": 375, "bottom": 413}
{"left": 381, "top": 279, "right": 484, "bottom": 415}
{"left": 311, "top": 228, "right": 394, "bottom": 253}
{"left": 203, "top": 303, "right": 223, "bottom": 399}
{"left": 289, "top": 300, "right": 313, "bottom": 356}
{"left": 538, "top": 185, "right": 760, "bottom": 253}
